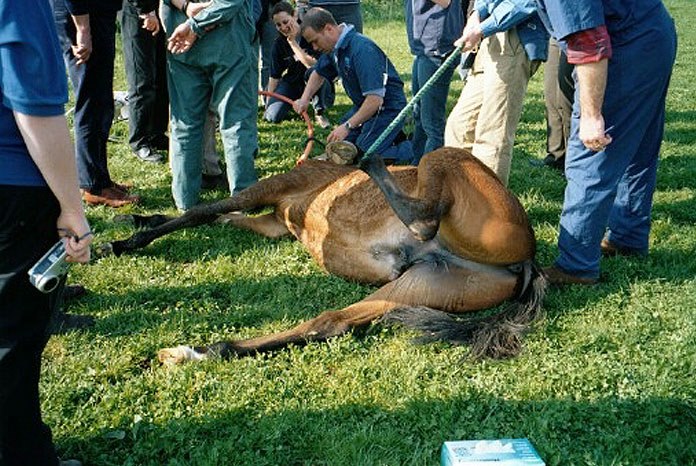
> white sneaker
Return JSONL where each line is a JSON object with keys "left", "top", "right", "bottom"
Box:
{"left": 314, "top": 113, "right": 331, "bottom": 129}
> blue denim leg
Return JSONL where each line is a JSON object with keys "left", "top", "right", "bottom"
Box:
{"left": 605, "top": 91, "right": 666, "bottom": 253}
{"left": 556, "top": 6, "right": 676, "bottom": 277}
{"left": 411, "top": 54, "right": 456, "bottom": 164}
{"left": 349, "top": 108, "right": 406, "bottom": 159}
{"left": 264, "top": 80, "right": 303, "bottom": 123}
{"left": 216, "top": 60, "right": 259, "bottom": 196}
{"left": 168, "top": 59, "right": 210, "bottom": 211}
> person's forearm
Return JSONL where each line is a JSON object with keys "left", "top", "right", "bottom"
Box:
{"left": 288, "top": 40, "right": 316, "bottom": 68}
{"left": 71, "top": 13, "right": 90, "bottom": 35}
{"left": 13, "top": 113, "right": 85, "bottom": 215}
{"left": 576, "top": 59, "right": 607, "bottom": 120}
{"left": 346, "top": 94, "right": 383, "bottom": 128}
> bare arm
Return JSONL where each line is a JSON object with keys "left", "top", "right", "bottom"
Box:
{"left": 285, "top": 22, "right": 316, "bottom": 68}
{"left": 576, "top": 59, "right": 612, "bottom": 151}
{"left": 454, "top": 10, "right": 482, "bottom": 51}
{"left": 13, "top": 113, "right": 92, "bottom": 263}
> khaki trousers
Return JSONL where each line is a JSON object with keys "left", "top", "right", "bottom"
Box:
{"left": 445, "top": 28, "right": 539, "bottom": 186}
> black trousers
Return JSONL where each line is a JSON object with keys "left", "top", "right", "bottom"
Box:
{"left": 121, "top": 1, "right": 169, "bottom": 151}
{"left": 0, "top": 186, "right": 62, "bottom": 466}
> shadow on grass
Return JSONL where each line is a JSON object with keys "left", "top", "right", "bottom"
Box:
{"left": 58, "top": 392, "right": 696, "bottom": 465}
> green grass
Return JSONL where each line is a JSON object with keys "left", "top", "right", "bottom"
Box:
{"left": 47, "top": 1, "right": 695, "bottom": 464}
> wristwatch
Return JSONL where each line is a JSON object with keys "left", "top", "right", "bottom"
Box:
{"left": 344, "top": 120, "right": 355, "bottom": 130}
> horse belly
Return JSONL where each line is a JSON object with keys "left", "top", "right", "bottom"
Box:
{"left": 297, "top": 178, "right": 416, "bottom": 283}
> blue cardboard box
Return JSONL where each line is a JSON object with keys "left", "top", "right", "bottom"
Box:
{"left": 441, "top": 438, "right": 545, "bottom": 466}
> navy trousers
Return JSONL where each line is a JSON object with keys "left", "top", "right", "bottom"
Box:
{"left": 54, "top": 2, "right": 118, "bottom": 191}
{"left": 555, "top": 4, "right": 677, "bottom": 277}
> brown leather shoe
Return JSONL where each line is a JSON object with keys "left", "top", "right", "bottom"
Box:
{"left": 600, "top": 238, "right": 646, "bottom": 257}
{"left": 82, "top": 186, "right": 140, "bottom": 207}
{"left": 112, "top": 181, "right": 133, "bottom": 193}
{"left": 543, "top": 265, "right": 598, "bottom": 286}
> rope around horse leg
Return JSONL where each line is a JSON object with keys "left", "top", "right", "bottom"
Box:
{"left": 361, "top": 45, "right": 463, "bottom": 162}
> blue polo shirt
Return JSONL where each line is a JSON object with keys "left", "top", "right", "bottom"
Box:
{"left": 0, "top": 0, "right": 68, "bottom": 187}
{"left": 314, "top": 25, "right": 406, "bottom": 113}
{"left": 535, "top": 0, "right": 663, "bottom": 46}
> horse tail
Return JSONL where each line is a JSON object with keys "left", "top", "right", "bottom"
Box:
{"left": 383, "top": 260, "right": 547, "bottom": 360}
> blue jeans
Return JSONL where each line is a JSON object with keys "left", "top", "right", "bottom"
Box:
{"left": 555, "top": 5, "right": 676, "bottom": 278}
{"left": 264, "top": 78, "right": 334, "bottom": 123}
{"left": 53, "top": 0, "right": 117, "bottom": 191}
{"left": 411, "top": 54, "right": 457, "bottom": 164}
{"left": 344, "top": 107, "right": 413, "bottom": 163}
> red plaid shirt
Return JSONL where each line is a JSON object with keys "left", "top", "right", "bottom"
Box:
{"left": 566, "top": 25, "right": 612, "bottom": 64}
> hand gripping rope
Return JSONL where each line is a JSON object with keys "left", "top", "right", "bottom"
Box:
{"left": 360, "top": 44, "right": 465, "bottom": 164}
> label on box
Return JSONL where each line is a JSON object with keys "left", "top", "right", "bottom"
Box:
{"left": 441, "top": 438, "right": 545, "bottom": 466}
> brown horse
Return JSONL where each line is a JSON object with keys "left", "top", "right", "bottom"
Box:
{"left": 106, "top": 147, "right": 546, "bottom": 364}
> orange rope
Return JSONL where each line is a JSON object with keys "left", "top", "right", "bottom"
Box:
{"left": 258, "top": 90, "right": 315, "bottom": 165}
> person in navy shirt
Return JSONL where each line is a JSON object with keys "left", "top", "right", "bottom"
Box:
{"left": 264, "top": 1, "right": 334, "bottom": 128}
{"left": 294, "top": 7, "right": 412, "bottom": 163}
{"left": 537, "top": 0, "right": 677, "bottom": 285}
{"left": 1, "top": 1, "right": 93, "bottom": 464}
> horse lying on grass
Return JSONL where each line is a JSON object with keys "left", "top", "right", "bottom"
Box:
{"left": 104, "top": 147, "right": 546, "bottom": 364}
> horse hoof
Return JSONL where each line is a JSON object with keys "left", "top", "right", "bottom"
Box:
{"left": 157, "top": 346, "right": 187, "bottom": 365}
{"left": 158, "top": 345, "right": 206, "bottom": 365}
{"left": 113, "top": 214, "right": 135, "bottom": 225}
{"left": 409, "top": 219, "right": 439, "bottom": 242}
{"left": 94, "top": 242, "right": 114, "bottom": 258}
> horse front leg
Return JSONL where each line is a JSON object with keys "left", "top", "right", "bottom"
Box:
{"left": 108, "top": 193, "right": 260, "bottom": 256}
{"left": 358, "top": 153, "right": 444, "bottom": 241}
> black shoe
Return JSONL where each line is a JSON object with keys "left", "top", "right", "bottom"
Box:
{"left": 530, "top": 154, "right": 564, "bottom": 173}
{"left": 201, "top": 173, "right": 228, "bottom": 191}
{"left": 151, "top": 135, "right": 169, "bottom": 152}
{"left": 63, "top": 284, "right": 87, "bottom": 301}
{"left": 133, "top": 146, "right": 164, "bottom": 163}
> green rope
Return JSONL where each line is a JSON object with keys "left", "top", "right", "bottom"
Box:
{"left": 361, "top": 44, "right": 464, "bottom": 162}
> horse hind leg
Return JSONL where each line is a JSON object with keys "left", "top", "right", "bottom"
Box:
{"left": 157, "top": 297, "right": 400, "bottom": 364}
{"left": 359, "top": 153, "right": 444, "bottom": 241}
{"left": 216, "top": 212, "right": 291, "bottom": 239}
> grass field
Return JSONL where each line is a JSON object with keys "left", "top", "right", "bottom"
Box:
{"left": 46, "top": 1, "right": 695, "bottom": 464}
